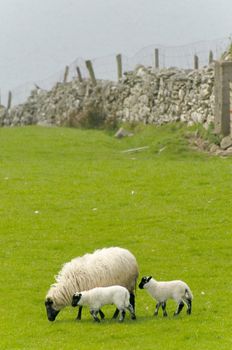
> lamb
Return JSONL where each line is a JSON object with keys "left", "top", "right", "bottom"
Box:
{"left": 72, "top": 285, "right": 136, "bottom": 322}
{"left": 45, "top": 247, "right": 139, "bottom": 321}
{"left": 139, "top": 276, "right": 193, "bottom": 316}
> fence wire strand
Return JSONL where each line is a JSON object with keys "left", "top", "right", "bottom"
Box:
{"left": 1, "top": 37, "right": 230, "bottom": 107}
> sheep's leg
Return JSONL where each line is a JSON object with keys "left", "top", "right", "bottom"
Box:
{"left": 186, "top": 299, "right": 192, "bottom": 315}
{"left": 129, "top": 293, "right": 135, "bottom": 309}
{"left": 154, "top": 302, "right": 161, "bottom": 316}
{"left": 90, "top": 309, "right": 101, "bottom": 322}
{"left": 174, "top": 301, "right": 184, "bottom": 316}
{"left": 99, "top": 309, "right": 105, "bottom": 319}
{"left": 161, "top": 302, "right": 168, "bottom": 317}
{"left": 112, "top": 308, "right": 120, "bottom": 319}
{"left": 76, "top": 306, "right": 83, "bottom": 320}
{"left": 118, "top": 310, "right": 126, "bottom": 322}
{"left": 129, "top": 293, "right": 136, "bottom": 319}
{"left": 127, "top": 304, "right": 136, "bottom": 320}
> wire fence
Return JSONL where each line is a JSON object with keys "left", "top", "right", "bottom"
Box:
{"left": 1, "top": 37, "right": 230, "bottom": 107}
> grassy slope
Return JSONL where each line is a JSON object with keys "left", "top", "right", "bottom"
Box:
{"left": 0, "top": 124, "right": 231, "bottom": 350}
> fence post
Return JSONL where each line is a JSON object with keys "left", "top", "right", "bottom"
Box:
{"left": 76, "top": 66, "right": 83, "bottom": 82}
{"left": 63, "top": 65, "right": 69, "bottom": 83}
{"left": 116, "top": 54, "right": 123, "bottom": 81}
{"left": 7, "top": 91, "right": 12, "bottom": 110}
{"left": 194, "top": 55, "right": 199, "bottom": 69}
{"left": 154, "top": 48, "right": 159, "bottom": 69}
{"left": 209, "top": 50, "right": 213, "bottom": 64}
{"left": 230, "top": 82, "right": 232, "bottom": 136}
{"left": 85, "top": 60, "right": 97, "bottom": 86}
{"left": 214, "top": 61, "right": 232, "bottom": 136}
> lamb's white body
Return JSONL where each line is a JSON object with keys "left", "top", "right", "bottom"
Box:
{"left": 45, "top": 247, "right": 139, "bottom": 321}
{"left": 139, "top": 276, "right": 193, "bottom": 316}
{"left": 72, "top": 286, "right": 136, "bottom": 322}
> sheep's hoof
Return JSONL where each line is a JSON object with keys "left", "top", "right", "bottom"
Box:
{"left": 131, "top": 314, "right": 136, "bottom": 320}
{"left": 163, "top": 312, "right": 168, "bottom": 317}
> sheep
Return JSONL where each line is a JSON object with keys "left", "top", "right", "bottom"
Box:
{"left": 139, "top": 276, "right": 193, "bottom": 316}
{"left": 45, "top": 247, "right": 139, "bottom": 321}
{"left": 72, "top": 285, "right": 136, "bottom": 322}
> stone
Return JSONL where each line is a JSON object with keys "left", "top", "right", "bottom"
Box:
{"left": 114, "top": 127, "right": 133, "bottom": 138}
{"left": 220, "top": 136, "right": 232, "bottom": 150}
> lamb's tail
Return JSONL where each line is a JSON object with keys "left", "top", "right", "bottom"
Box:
{"left": 185, "top": 287, "right": 193, "bottom": 300}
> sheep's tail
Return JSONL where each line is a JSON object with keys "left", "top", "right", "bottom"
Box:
{"left": 185, "top": 287, "right": 193, "bottom": 300}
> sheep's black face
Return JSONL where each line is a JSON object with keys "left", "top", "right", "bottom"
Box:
{"left": 45, "top": 298, "right": 60, "bottom": 322}
{"left": 72, "top": 293, "right": 82, "bottom": 307}
{"left": 139, "top": 276, "right": 152, "bottom": 289}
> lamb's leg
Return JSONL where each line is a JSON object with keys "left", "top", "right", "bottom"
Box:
{"left": 127, "top": 304, "right": 136, "bottom": 320}
{"left": 161, "top": 302, "right": 168, "bottom": 317}
{"left": 174, "top": 301, "right": 184, "bottom": 316}
{"left": 118, "top": 310, "right": 126, "bottom": 322}
{"left": 186, "top": 299, "right": 192, "bottom": 315}
{"left": 112, "top": 308, "right": 120, "bottom": 319}
{"left": 154, "top": 302, "right": 161, "bottom": 316}
{"left": 90, "top": 309, "right": 101, "bottom": 322}
{"left": 76, "top": 306, "right": 83, "bottom": 320}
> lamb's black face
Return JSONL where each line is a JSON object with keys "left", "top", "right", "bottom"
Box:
{"left": 139, "top": 276, "right": 152, "bottom": 289}
{"left": 72, "top": 293, "right": 82, "bottom": 307}
{"left": 45, "top": 298, "right": 60, "bottom": 322}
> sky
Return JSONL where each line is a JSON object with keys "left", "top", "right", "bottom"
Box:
{"left": 0, "top": 0, "right": 232, "bottom": 105}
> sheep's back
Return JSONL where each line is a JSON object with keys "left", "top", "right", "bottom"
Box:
{"left": 56, "top": 247, "right": 138, "bottom": 292}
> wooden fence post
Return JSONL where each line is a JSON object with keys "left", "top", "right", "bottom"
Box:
{"left": 7, "top": 91, "right": 12, "bottom": 110}
{"left": 154, "top": 48, "right": 159, "bottom": 69}
{"left": 230, "top": 82, "right": 232, "bottom": 136}
{"left": 116, "top": 54, "right": 123, "bottom": 81}
{"left": 85, "top": 60, "right": 97, "bottom": 86}
{"left": 209, "top": 50, "right": 213, "bottom": 64}
{"left": 76, "top": 66, "right": 83, "bottom": 82}
{"left": 63, "top": 65, "right": 69, "bottom": 83}
{"left": 194, "top": 55, "right": 199, "bottom": 69}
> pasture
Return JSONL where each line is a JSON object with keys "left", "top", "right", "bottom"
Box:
{"left": 0, "top": 124, "right": 231, "bottom": 350}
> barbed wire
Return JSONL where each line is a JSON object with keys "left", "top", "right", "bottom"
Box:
{"left": 1, "top": 37, "right": 230, "bottom": 107}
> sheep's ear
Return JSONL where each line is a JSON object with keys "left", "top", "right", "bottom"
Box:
{"left": 147, "top": 276, "right": 152, "bottom": 282}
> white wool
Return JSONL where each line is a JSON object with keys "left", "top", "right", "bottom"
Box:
{"left": 76, "top": 285, "right": 130, "bottom": 310}
{"left": 144, "top": 278, "right": 193, "bottom": 303}
{"left": 46, "top": 247, "right": 138, "bottom": 310}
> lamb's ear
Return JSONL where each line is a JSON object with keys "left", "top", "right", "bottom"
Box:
{"left": 147, "top": 276, "right": 152, "bottom": 282}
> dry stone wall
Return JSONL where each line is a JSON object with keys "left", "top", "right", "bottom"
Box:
{"left": 0, "top": 64, "right": 215, "bottom": 128}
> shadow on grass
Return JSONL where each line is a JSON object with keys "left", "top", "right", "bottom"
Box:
{"left": 52, "top": 314, "right": 189, "bottom": 325}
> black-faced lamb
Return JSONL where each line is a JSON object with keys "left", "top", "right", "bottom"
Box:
{"left": 45, "top": 247, "right": 139, "bottom": 321}
{"left": 72, "top": 285, "right": 136, "bottom": 322}
{"left": 139, "top": 276, "right": 193, "bottom": 316}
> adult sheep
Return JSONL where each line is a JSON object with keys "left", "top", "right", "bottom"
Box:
{"left": 45, "top": 247, "right": 139, "bottom": 321}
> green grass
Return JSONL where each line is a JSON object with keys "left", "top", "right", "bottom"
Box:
{"left": 0, "top": 124, "right": 232, "bottom": 350}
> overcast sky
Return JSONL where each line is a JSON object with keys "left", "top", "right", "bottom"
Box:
{"left": 0, "top": 0, "right": 232, "bottom": 103}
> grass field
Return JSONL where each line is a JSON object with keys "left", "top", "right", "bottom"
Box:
{"left": 0, "top": 124, "right": 231, "bottom": 350}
